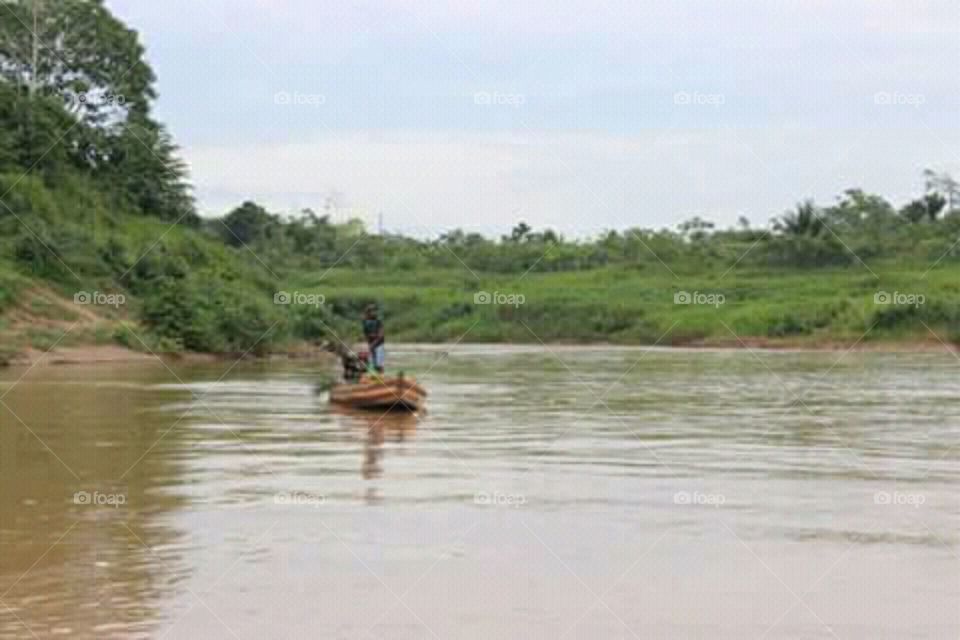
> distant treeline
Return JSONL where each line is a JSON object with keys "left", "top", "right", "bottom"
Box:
{"left": 211, "top": 177, "right": 960, "bottom": 275}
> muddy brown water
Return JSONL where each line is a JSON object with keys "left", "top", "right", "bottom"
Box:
{"left": 1, "top": 345, "right": 958, "bottom": 639}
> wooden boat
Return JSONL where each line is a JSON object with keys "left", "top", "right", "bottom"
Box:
{"left": 329, "top": 375, "right": 427, "bottom": 412}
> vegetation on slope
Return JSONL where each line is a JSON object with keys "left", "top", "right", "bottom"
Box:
{"left": 1, "top": 0, "right": 959, "bottom": 364}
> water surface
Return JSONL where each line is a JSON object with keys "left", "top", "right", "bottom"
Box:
{"left": 1, "top": 346, "right": 958, "bottom": 638}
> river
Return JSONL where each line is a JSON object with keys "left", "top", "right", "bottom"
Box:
{"left": 1, "top": 345, "right": 958, "bottom": 639}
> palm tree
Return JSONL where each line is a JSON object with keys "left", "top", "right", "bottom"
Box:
{"left": 775, "top": 200, "right": 825, "bottom": 237}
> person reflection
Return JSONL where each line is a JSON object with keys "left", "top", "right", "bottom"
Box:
{"left": 362, "top": 420, "right": 386, "bottom": 481}
{"left": 361, "top": 412, "right": 416, "bottom": 504}
{"left": 352, "top": 411, "right": 418, "bottom": 481}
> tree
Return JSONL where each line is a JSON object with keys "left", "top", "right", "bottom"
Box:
{"left": 833, "top": 189, "right": 894, "bottom": 220}
{"left": 900, "top": 193, "right": 946, "bottom": 223}
{"left": 439, "top": 229, "right": 466, "bottom": 245}
{"left": 0, "top": 80, "right": 75, "bottom": 173}
{"left": 510, "top": 221, "right": 531, "bottom": 243}
{"left": 220, "top": 201, "right": 276, "bottom": 247}
{"left": 678, "top": 216, "right": 715, "bottom": 241}
{"left": 0, "top": 0, "right": 193, "bottom": 221}
{"left": 0, "top": 0, "right": 155, "bottom": 125}
{"left": 923, "top": 169, "right": 960, "bottom": 212}
{"left": 774, "top": 200, "right": 825, "bottom": 237}
{"left": 101, "top": 116, "right": 195, "bottom": 222}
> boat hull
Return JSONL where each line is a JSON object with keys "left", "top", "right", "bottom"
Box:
{"left": 329, "top": 377, "right": 426, "bottom": 412}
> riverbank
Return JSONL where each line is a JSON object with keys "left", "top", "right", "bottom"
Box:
{"left": 3, "top": 177, "right": 960, "bottom": 360}
{"left": 2, "top": 343, "right": 337, "bottom": 368}
{"left": 3, "top": 260, "right": 959, "bottom": 369}
{"left": 686, "top": 334, "right": 957, "bottom": 352}
{"left": 3, "top": 334, "right": 954, "bottom": 369}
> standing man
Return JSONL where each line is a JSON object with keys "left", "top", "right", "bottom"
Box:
{"left": 362, "top": 304, "right": 385, "bottom": 374}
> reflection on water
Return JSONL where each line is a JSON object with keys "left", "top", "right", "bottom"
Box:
{"left": 1, "top": 347, "right": 959, "bottom": 638}
{"left": 334, "top": 407, "right": 418, "bottom": 500}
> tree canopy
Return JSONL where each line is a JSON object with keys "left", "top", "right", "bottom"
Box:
{"left": 0, "top": 0, "right": 193, "bottom": 222}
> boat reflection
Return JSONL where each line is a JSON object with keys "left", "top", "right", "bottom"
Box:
{"left": 330, "top": 407, "right": 419, "bottom": 488}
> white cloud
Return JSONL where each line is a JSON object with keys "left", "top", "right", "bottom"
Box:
{"left": 187, "top": 126, "right": 960, "bottom": 237}
{"left": 106, "top": 0, "right": 960, "bottom": 235}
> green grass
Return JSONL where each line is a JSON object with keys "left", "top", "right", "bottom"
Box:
{"left": 289, "top": 261, "right": 960, "bottom": 345}
{"left": 0, "top": 263, "right": 27, "bottom": 314}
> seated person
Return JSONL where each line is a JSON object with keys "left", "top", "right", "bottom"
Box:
{"left": 342, "top": 351, "right": 369, "bottom": 382}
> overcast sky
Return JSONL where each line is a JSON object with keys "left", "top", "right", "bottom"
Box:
{"left": 107, "top": 0, "right": 960, "bottom": 238}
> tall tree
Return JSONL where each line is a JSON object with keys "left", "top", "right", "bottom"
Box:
{"left": 0, "top": 0, "right": 193, "bottom": 220}
{"left": 0, "top": 0, "right": 155, "bottom": 124}
{"left": 510, "top": 221, "right": 531, "bottom": 243}
{"left": 900, "top": 193, "right": 946, "bottom": 223}
{"left": 923, "top": 169, "right": 960, "bottom": 212}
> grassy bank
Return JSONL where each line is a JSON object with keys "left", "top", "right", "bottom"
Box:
{"left": 291, "top": 262, "right": 960, "bottom": 347}
{"left": 6, "top": 226, "right": 960, "bottom": 365}
{"left": 1, "top": 170, "right": 958, "bottom": 363}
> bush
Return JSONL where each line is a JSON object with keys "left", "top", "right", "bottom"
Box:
{"left": 14, "top": 223, "right": 67, "bottom": 280}
{"left": 767, "top": 313, "right": 811, "bottom": 337}
{"left": 764, "top": 236, "right": 853, "bottom": 268}
{"left": 140, "top": 276, "right": 286, "bottom": 353}
{"left": 948, "top": 325, "right": 960, "bottom": 345}
{"left": 112, "top": 321, "right": 183, "bottom": 353}
{"left": 290, "top": 304, "right": 345, "bottom": 341}
{"left": 870, "top": 299, "right": 960, "bottom": 332}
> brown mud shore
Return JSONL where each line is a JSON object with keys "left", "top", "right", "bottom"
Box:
{"left": 3, "top": 344, "right": 336, "bottom": 368}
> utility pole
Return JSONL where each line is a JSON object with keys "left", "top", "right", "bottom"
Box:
{"left": 378, "top": 211, "right": 384, "bottom": 235}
